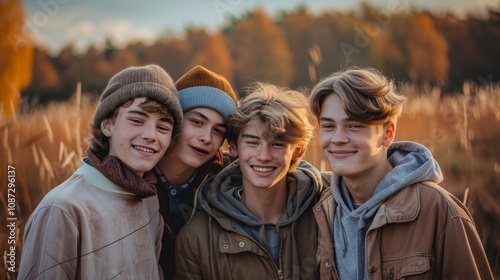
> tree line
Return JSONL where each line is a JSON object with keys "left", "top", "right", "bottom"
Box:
{"left": 17, "top": 4, "right": 500, "bottom": 108}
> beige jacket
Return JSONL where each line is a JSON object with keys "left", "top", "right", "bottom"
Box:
{"left": 19, "top": 160, "right": 163, "bottom": 279}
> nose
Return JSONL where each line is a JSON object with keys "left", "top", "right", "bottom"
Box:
{"left": 331, "top": 128, "right": 348, "bottom": 144}
{"left": 142, "top": 123, "right": 158, "bottom": 142}
{"left": 255, "top": 144, "right": 272, "bottom": 161}
{"left": 198, "top": 128, "right": 212, "bottom": 143}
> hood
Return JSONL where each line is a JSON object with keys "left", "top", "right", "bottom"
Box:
{"left": 198, "top": 160, "right": 323, "bottom": 227}
{"left": 333, "top": 140, "right": 444, "bottom": 221}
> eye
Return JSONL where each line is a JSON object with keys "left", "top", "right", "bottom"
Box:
{"left": 245, "top": 141, "right": 259, "bottom": 146}
{"left": 320, "top": 122, "right": 335, "bottom": 130}
{"left": 129, "top": 118, "right": 143, "bottom": 124}
{"left": 157, "top": 125, "right": 172, "bottom": 134}
{"left": 272, "top": 142, "right": 287, "bottom": 148}
{"left": 190, "top": 118, "right": 203, "bottom": 126}
{"left": 348, "top": 123, "right": 363, "bottom": 129}
{"left": 214, "top": 127, "right": 226, "bottom": 136}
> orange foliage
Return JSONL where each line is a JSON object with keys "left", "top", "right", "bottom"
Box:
{"left": 228, "top": 8, "right": 293, "bottom": 90}
{"left": 30, "top": 48, "right": 60, "bottom": 89}
{"left": 192, "top": 33, "right": 235, "bottom": 89}
{"left": 0, "top": 0, "right": 33, "bottom": 116}
{"left": 405, "top": 13, "right": 449, "bottom": 85}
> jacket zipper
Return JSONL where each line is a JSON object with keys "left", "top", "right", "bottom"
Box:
{"left": 277, "top": 226, "right": 284, "bottom": 280}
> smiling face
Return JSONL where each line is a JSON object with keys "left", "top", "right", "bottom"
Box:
{"left": 318, "top": 93, "right": 395, "bottom": 181}
{"left": 169, "top": 107, "right": 226, "bottom": 170}
{"left": 101, "top": 97, "right": 174, "bottom": 177}
{"left": 230, "top": 120, "right": 301, "bottom": 191}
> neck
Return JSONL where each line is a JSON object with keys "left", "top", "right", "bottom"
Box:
{"left": 241, "top": 179, "right": 288, "bottom": 223}
{"left": 344, "top": 160, "right": 393, "bottom": 205}
{"left": 157, "top": 153, "right": 195, "bottom": 185}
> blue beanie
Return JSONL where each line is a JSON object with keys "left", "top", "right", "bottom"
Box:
{"left": 175, "top": 66, "right": 238, "bottom": 118}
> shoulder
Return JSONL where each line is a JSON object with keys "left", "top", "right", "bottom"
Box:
{"left": 176, "top": 211, "right": 214, "bottom": 256}
{"left": 177, "top": 211, "right": 211, "bottom": 240}
{"left": 34, "top": 173, "right": 86, "bottom": 210}
{"left": 417, "top": 182, "right": 472, "bottom": 218}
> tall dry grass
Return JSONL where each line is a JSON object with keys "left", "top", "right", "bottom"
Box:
{"left": 1, "top": 83, "right": 500, "bottom": 278}
{"left": 0, "top": 85, "right": 97, "bottom": 279}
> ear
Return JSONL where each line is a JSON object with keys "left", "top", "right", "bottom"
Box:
{"left": 382, "top": 122, "right": 396, "bottom": 147}
{"left": 291, "top": 146, "right": 303, "bottom": 160}
{"left": 229, "top": 141, "right": 238, "bottom": 157}
{"left": 100, "top": 119, "right": 113, "bottom": 137}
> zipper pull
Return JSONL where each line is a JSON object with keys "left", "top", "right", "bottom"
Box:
{"left": 278, "top": 269, "right": 284, "bottom": 280}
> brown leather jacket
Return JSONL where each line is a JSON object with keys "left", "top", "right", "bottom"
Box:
{"left": 314, "top": 182, "right": 494, "bottom": 280}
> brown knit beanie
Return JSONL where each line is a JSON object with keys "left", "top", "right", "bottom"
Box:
{"left": 92, "top": 64, "right": 183, "bottom": 136}
{"left": 175, "top": 65, "right": 238, "bottom": 118}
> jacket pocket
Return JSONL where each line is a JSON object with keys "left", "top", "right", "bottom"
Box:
{"left": 381, "top": 253, "right": 431, "bottom": 279}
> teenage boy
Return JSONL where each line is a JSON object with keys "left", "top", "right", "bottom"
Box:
{"left": 153, "top": 65, "right": 238, "bottom": 279}
{"left": 309, "top": 67, "right": 493, "bottom": 279}
{"left": 175, "top": 82, "right": 325, "bottom": 279}
{"left": 18, "top": 64, "right": 183, "bottom": 279}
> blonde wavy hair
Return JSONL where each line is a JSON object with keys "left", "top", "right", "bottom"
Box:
{"left": 227, "top": 82, "right": 314, "bottom": 170}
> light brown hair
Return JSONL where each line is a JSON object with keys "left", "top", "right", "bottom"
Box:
{"left": 309, "top": 67, "right": 407, "bottom": 126}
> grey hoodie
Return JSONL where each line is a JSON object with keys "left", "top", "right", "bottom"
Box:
{"left": 333, "top": 141, "right": 444, "bottom": 280}
{"left": 197, "top": 160, "right": 324, "bottom": 265}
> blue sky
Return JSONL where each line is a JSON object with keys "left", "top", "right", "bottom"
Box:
{"left": 23, "top": 0, "right": 499, "bottom": 54}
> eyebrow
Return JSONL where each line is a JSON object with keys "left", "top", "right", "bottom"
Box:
{"left": 127, "top": 110, "right": 173, "bottom": 124}
{"left": 319, "top": 116, "right": 353, "bottom": 122}
{"left": 127, "top": 110, "right": 149, "bottom": 118}
{"left": 241, "top": 133, "right": 260, "bottom": 140}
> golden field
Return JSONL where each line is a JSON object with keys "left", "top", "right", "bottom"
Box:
{"left": 1, "top": 83, "right": 500, "bottom": 278}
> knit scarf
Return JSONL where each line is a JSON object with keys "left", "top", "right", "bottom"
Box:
{"left": 87, "top": 148, "right": 157, "bottom": 198}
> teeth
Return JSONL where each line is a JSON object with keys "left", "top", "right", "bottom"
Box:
{"left": 253, "top": 166, "right": 273, "bottom": 172}
{"left": 134, "top": 146, "right": 155, "bottom": 153}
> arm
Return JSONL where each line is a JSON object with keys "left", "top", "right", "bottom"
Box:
{"left": 18, "top": 205, "right": 80, "bottom": 280}
{"left": 155, "top": 212, "right": 165, "bottom": 279}
{"left": 438, "top": 201, "right": 494, "bottom": 279}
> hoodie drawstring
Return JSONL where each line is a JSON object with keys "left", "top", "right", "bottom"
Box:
{"left": 336, "top": 204, "right": 348, "bottom": 258}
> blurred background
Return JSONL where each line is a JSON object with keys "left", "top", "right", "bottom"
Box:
{"left": 1, "top": 0, "right": 500, "bottom": 278}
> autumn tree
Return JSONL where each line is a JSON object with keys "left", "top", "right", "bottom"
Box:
{"left": 29, "top": 48, "right": 60, "bottom": 89}
{"left": 146, "top": 31, "right": 191, "bottom": 80}
{"left": 227, "top": 7, "right": 293, "bottom": 93}
{"left": 0, "top": 0, "right": 33, "bottom": 115}
{"left": 433, "top": 14, "right": 479, "bottom": 88}
{"left": 191, "top": 32, "right": 235, "bottom": 91}
{"left": 281, "top": 6, "right": 321, "bottom": 88}
{"left": 403, "top": 13, "right": 450, "bottom": 85}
